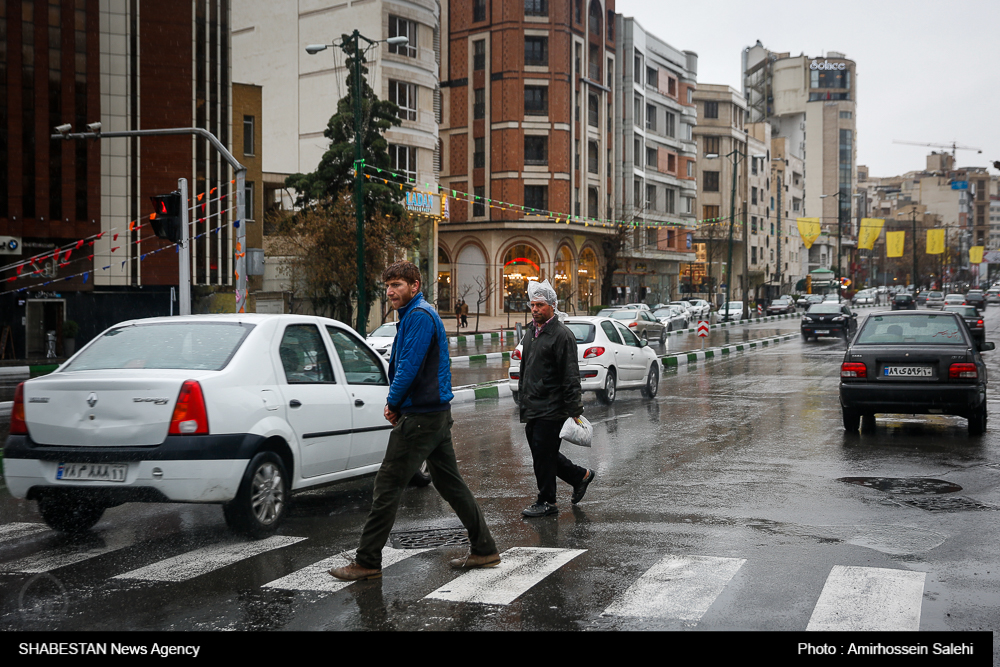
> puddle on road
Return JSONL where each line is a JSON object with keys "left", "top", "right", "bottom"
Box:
{"left": 837, "top": 477, "right": 963, "bottom": 495}
{"left": 746, "top": 519, "right": 947, "bottom": 555}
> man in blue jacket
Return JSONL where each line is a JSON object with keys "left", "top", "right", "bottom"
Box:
{"left": 330, "top": 261, "right": 499, "bottom": 580}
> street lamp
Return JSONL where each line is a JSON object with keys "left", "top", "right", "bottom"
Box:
{"left": 306, "top": 31, "right": 408, "bottom": 336}
{"left": 706, "top": 149, "right": 767, "bottom": 320}
{"left": 819, "top": 191, "right": 862, "bottom": 294}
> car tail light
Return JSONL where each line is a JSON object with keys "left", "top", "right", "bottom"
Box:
{"left": 169, "top": 380, "right": 209, "bottom": 435}
{"left": 841, "top": 362, "right": 867, "bottom": 378}
{"left": 627, "top": 321, "right": 637, "bottom": 327}
{"left": 509, "top": 371, "right": 520, "bottom": 379}
{"left": 511, "top": 349, "right": 521, "bottom": 361}
{"left": 583, "top": 346, "right": 606, "bottom": 359}
{"left": 10, "top": 382, "right": 27, "bottom": 435}
{"left": 977, "top": 320, "right": 984, "bottom": 328}
{"left": 949, "top": 363, "right": 978, "bottom": 379}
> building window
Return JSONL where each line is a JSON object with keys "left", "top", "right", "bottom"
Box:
{"left": 646, "top": 184, "right": 657, "bottom": 211}
{"left": 704, "top": 101, "right": 718, "bottom": 119}
{"left": 633, "top": 95, "right": 641, "bottom": 127}
{"left": 646, "top": 66, "right": 657, "bottom": 87}
{"left": 525, "top": 36, "right": 548, "bottom": 66}
{"left": 525, "top": 185, "right": 548, "bottom": 212}
{"left": 473, "top": 0, "right": 486, "bottom": 22}
{"left": 751, "top": 187, "right": 757, "bottom": 205}
{"left": 243, "top": 116, "right": 255, "bottom": 156}
{"left": 389, "top": 80, "right": 417, "bottom": 121}
{"left": 389, "top": 144, "right": 417, "bottom": 182}
{"left": 667, "top": 153, "right": 676, "bottom": 173}
{"left": 473, "top": 39, "right": 486, "bottom": 71}
{"left": 839, "top": 110, "right": 852, "bottom": 119}
{"left": 646, "top": 146, "right": 657, "bottom": 168}
{"left": 588, "top": 0, "right": 601, "bottom": 36}
{"left": 473, "top": 185, "right": 485, "bottom": 217}
{"left": 388, "top": 16, "right": 417, "bottom": 57}
{"left": 646, "top": 103, "right": 656, "bottom": 131}
{"left": 589, "top": 187, "right": 599, "bottom": 218}
{"left": 473, "top": 88, "right": 485, "bottom": 119}
{"left": 474, "top": 137, "right": 485, "bottom": 168}
{"left": 588, "top": 93, "right": 599, "bottom": 127}
{"left": 524, "top": 135, "right": 548, "bottom": 165}
{"left": 633, "top": 179, "right": 642, "bottom": 210}
{"left": 607, "top": 10, "right": 614, "bottom": 41}
{"left": 751, "top": 216, "right": 758, "bottom": 233}
{"left": 525, "top": 85, "right": 548, "bottom": 115}
{"left": 665, "top": 112, "right": 675, "bottom": 138}
{"left": 524, "top": 0, "right": 547, "bottom": 17}
{"left": 634, "top": 53, "right": 641, "bottom": 79}
{"left": 245, "top": 181, "right": 255, "bottom": 222}
{"left": 665, "top": 187, "right": 675, "bottom": 214}
{"left": 704, "top": 136, "right": 719, "bottom": 155}
{"left": 588, "top": 141, "right": 599, "bottom": 174}
{"left": 703, "top": 171, "right": 719, "bottom": 192}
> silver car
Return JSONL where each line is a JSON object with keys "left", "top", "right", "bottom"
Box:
{"left": 924, "top": 291, "right": 945, "bottom": 309}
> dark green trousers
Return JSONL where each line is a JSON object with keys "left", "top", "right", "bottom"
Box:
{"left": 355, "top": 408, "right": 497, "bottom": 569}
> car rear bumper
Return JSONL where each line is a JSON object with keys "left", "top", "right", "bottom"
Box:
{"left": 509, "top": 363, "right": 609, "bottom": 393}
{"left": 801, "top": 323, "right": 850, "bottom": 337}
{"left": 840, "top": 382, "right": 985, "bottom": 418}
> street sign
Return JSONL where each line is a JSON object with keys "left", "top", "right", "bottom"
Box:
{"left": 697, "top": 321, "right": 709, "bottom": 337}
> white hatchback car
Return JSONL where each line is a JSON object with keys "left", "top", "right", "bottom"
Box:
{"left": 507, "top": 316, "right": 660, "bottom": 405}
{"left": 4, "top": 314, "right": 395, "bottom": 536}
{"left": 366, "top": 321, "right": 398, "bottom": 359}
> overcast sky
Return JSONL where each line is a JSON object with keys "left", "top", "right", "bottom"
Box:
{"left": 617, "top": 0, "right": 1000, "bottom": 179}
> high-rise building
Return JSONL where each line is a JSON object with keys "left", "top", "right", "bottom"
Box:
{"left": 743, "top": 43, "right": 858, "bottom": 279}
{"left": 438, "top": 0, "right": 617, "bottom": 315}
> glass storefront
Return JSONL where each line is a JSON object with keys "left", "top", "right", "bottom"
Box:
{"left": 436, "top": 247, "right": 452, "bottom": 312}
{"left": 554, "top": 246, "right": 573, "bottom": 312}
{"left": 577, "top": 248, "right": 598, "bottom": 312}
{"left": 503, "top": 244, "right": 541, "bottom": 313}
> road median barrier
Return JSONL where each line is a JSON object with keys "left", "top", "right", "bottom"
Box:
{"left": 660, "top": 332, "right": 798, "bottom": 368}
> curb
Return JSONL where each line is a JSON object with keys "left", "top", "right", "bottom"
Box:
{"left": 449, "top": 331, "right": 517, "bottom": 346}
{"left": 661, "top": 333, "right": 798, "bottom": 367}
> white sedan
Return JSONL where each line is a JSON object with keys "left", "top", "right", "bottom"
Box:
{"left": 366, "top": 321, "right": 398, "bottom": 359}
{"left": 507, "top": 316, "right": 660, "bottom": 405}
{"left": 3, "top": 314, "right": 397, "bottom": 536}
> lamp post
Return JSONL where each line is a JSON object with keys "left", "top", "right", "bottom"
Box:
{"left": 706, "top": 148, "right": 766, "bottom": 320}
{"left": 771, "top": 157, "right": 787, "bottom": 296}
{"left": 820, "top": 190, "right": 862, "bottom": 296}
{"left": 306, "top": 31, "right": 409, "bottom": 336}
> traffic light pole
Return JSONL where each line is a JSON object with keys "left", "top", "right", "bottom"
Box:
{"left": 179, "top": 178, "right": 191, "bottom": 315}
{"left": 52, "top": 126, "right": 247, "bottom": 313}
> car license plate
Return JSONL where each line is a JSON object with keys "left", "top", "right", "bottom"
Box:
{"left": 883, "top": 366, "right": 933, "bottom": 378}
{"left": 56, "top": 462, "right": 128, "bottom": 482}
{"left": 815, "top": 329, "right": 829, "bottom": 334}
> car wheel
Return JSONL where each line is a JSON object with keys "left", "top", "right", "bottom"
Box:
{"left": 223, "top": 451, "right": 289, "bottom": 538}
{"left": 37, "top": 492, "right": 105, "bottom": 533}
{"left": 659, "top": 328, "right": 666, "bottom": 345}
{"left": 667, "top": 322, "right": 673, "bottom": 332}
{"left": 409, "top": 460, "right": 432, "bottom": 487}
{"left": 860, "top": 413, "right": 876, "bottom": 433}
{"left": 968, "top": 406, "right": 987, "bottom": 436}
{"left": 597, "top": 369, "right": 617, "bottom": 405}
{"left": 842, "top": 406, "right": 860, "bottom": 432}
{"left": 640, "top": 364, "right": 659, "bottom": 399}
{"left": 511, "top": 389, "right": 520, "bottom": 406}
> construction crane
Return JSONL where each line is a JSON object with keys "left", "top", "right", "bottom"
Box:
{"left": 893, "top": 139, "right": 982, "bottom": 162}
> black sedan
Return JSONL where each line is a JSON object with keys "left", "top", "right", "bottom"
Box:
{"left": 801, "top": 303, "right": 857, "bottom": 341}
{"left": 943, "top": 305, "right": 985, "bottom": 345}
{"left": 839, "top": 311, "right": 994, "bottom": 435}
{"left": 891, "top": 293, "right": 916, "bottom": 310}
{"left": 965, "top": 290, "right": 986, "bottom": 312}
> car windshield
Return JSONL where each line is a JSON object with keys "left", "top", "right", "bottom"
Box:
{"left": 855, "top": 314, "right": 965, "bottom": 345}
{"left": 595, "top": 309, "right": 618, "bottom": 317}
{"left": 927, "top": 292, "right": 943, "bottom": 298}
{"left": 564, "top": 322, "right": 596, "bottom": 344}
{"left": 807, "top": 304, "right": 842, "bottom": 314}
{"left": 894, "top": 294, "right": 912, "bottom": 300}
{"left": 724, "top": 302, "right": 742, "bottom": 310}
{"left": 63, "top": 322, "right": 254, "bottom": 372}
{"left": 611, "top": 311, "right": 638, "bottom": 320}
{"left": 944, "top": 306, "right": 978, "bottom": 318}
{"left": 652, "top": 309, "right": 675, "bottom": 318}
{"left": 368, "top": 324, "right": 397, "bottom": 338}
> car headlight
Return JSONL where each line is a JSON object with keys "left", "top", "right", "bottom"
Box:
{"left": 833, "top": 316, "right": 845, "bottom": 322}
{"left": 802, "top": 317, "right": 813, "bottom": 322}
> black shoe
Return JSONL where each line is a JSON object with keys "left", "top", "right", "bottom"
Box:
{"left": 572, "top": 469, "right": 595, "bottom": 504}
{"left": 522, "top": 502, "right": 558, "bottom": 517}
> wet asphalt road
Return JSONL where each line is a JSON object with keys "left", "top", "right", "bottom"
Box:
{"left": 1, "top": 309, "right": 998, "bottom": 644}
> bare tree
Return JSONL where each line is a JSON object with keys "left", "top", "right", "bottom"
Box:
{"left": 467, "top": 275, "right": 498, "bottom": 333}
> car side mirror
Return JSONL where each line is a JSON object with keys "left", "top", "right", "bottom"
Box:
{"left": 638, "top": 339, "right": 648, "bottom": 348}
{"left": 979, "top": 341, "right": 995, "bottom": 352}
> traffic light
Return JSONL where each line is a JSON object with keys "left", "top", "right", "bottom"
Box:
{"left": 149, "top": 191, "right": 182, "bottom": 243}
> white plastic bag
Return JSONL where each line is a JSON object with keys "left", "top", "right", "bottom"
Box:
{"left": 559, "top": 415, "right": 593, "bottom": 447}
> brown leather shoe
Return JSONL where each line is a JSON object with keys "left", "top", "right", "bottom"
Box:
{"left": 329, "top": 561, "right": 382, "bottom": 581}
{"left": 449, "top": 552, "right": 501, "bottom": 570}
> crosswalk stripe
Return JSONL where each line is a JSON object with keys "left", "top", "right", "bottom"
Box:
{"left": 0, "top": 532, "right": 137, "bottom": 574}
{"left": 113, "top": 536, "right": 306, "bottom": 582}
{"left": 0, "top": 522, "right": 49, "bottom": 544}
{"left": 424, "top": 546, "right": 586, "bottom": 606}
{"left": 263, "top": 546, "right": 432, "bottom": 592}
{"left": 806, "top": 565, "right": 926, "bottom": 631}
{"left": 603, "top": 554, "right": 746, "bottom": 621}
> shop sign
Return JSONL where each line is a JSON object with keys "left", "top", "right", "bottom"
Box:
{"left": 404, "top": 192, "right": 449, "bottom": 219}
{"left": 810, "top": 59, "right": 846, "bottom": 71}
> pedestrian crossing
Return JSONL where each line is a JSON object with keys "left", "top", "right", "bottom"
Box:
{"left": 0, "top": 522, "right": 927, "bottom": 629}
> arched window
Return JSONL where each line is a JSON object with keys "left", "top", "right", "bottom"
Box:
{"left": 588, "top": 1, "right": 601, "bottom": 37}
{"left": 503, "top": 243, "right": 542, "bottom": 313}
{"left": 554, "top": 246, "right": 575, "bottom": 313}
{"left": 437, "top": 247, "right": 452, "bottom": 312}
{"left": 578, "top": 248, "right": 598, "bottom": 311}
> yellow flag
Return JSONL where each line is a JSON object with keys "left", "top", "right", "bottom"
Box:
{"left": 797, "top": 218, "right": 822, "bottom": 249}
{"left": 886, "top": 231, "right": 906, "bottom": 258}
{"left": 858, "top": 218, "right": 884, "bottom": 250}
{"left": 926, "top": 229, "right": 944, "bottom": 255}
{"left": 970, "top": 246, "right": 984, "bottom": 264}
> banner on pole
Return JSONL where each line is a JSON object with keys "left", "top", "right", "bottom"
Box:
{"left": 858, "top": 218, "right": 884, "bottom": 250}
{"left": 970, "top": 246, "right": 984, "bottom": 264}
{"left": 797, "top": 218, "right": 822, "bottom": 249}
{"left": 886, "top": 231, "right": 906, "bottom": 258}
{"left": 926, "top": 229, "right": 944, "bottom": 255}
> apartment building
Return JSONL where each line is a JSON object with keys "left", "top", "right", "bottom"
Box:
{"left": 613, "top": 15, "right": 697, "bottom": 304}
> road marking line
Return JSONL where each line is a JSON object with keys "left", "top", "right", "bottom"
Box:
{"left": 424, "top": 546, "right": 586, "bottom": 605}
{"left": 263, "top": 546, "right": 432, "bottom": 592}
{"left": 806, "top": 565, "right": 926, "bottom": 631}
{"left": 0, "top": 522, "right": 49, "bottom": 544}
{"left": 113, "top": 536, "right": 305, "bottom": 582}
{"left": 603, "top": 554, "right": 746, "bottom": 621}
{"left": 0, "top": 533, "right": 137, "bottom": 574}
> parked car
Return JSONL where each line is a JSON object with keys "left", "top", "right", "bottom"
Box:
{"left": 652, "top": 305, "right": 689, "bottom": 331}
{"left": 987, "top": 289, "right": 1000, "bottom": 305}
{"left": 766, "top": 297, "right": 796, "bottom": 315}
{"left": 943, "top": 305, "right": 986, "bottom": 346}
{"left": 607, "top": 309, "right": 667, "bottom": 344}
{"left": 924, "top": 291, "right": 945, "bottom": 309}
{"left": 668, "top": 301, "right": 696, "bottom": 321}
{"left": 508, "top": 316, "right": 660, "bottom": 405}
{"left": 719, "top": 301, "right": 745, "bottom": 322}
{"left": 366, "top": 321, "right": 398, "bottom": 359}
{"left": 2, "top": 314, "right": 418, "bottom": 536}
{"left": 965, "top": 290, "right": 986, "bottom": 311}
{"left": 891, "top": 293, "right": 916, "bottom": 310}
{"left": 682, "top": 299, "right": 712, "bottom": 320}
{"left": 840, "top": 311, "right": 994, "bottom": 435}
{"left": 801, "top": 303, "right": 857, "bottom": 341}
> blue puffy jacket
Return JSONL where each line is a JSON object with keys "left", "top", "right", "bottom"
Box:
{"left": 385, "top": 291, "right": 453, "bottom": 414}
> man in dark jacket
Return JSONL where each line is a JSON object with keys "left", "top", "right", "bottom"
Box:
{"left": 330, "top": 261, "right": 499, "bottom": 580}
{"left": 518, "top": 280, "right": 594, "bottom": 517}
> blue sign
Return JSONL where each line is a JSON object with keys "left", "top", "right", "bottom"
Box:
{"left": 951, "top": 181, "right": 968, "bottom": 190}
